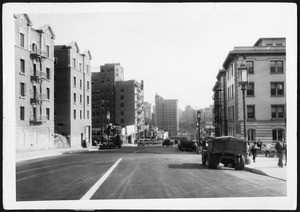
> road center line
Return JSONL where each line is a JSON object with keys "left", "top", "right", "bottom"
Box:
{"left": 80, "top": 158, "right": 122, "bottom": 200}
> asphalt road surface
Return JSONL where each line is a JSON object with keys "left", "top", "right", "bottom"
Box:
{"left": 16, "top": 145, "right": 286, "bottom": 201}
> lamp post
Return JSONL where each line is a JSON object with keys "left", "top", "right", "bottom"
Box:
{"left": 238, "top": 61, "right": 250, "bottom": 164}
{"left": 197, "top": 110, "right": 201, "bottom": 146}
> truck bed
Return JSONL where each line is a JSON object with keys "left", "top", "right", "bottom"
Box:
{"left": 207, "top": 136, "right": 247, "bottom": 155}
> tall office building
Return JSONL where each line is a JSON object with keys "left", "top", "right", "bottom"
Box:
{"left": 91, "top": 63, "right": 124, "bottom": 130}
{"left": 143, "top": 101, "right": 152, "bottom": 124}
{"left": 15, "top": 14, "right": 56, "bottom": 151}
{"left": 54, "top": 42, "right": 92, "bottom": 148}
{"left": 115, "top": 80, "right": 144, "bottom": 133}
{"left": 213, "top": 38, "right": 286, "bottom": 143}
{"left": 155, "top": 94, "right": 179, "bottom": 137}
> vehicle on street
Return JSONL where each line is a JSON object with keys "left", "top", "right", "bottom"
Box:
{"left": 163, "top": 139, "right": 174, "bottom": 147}
{"left": 137, "top": 139, "right": 146, "bottom": 146}
{"left": 178, "top": 139, "right": 198, "bottom": 152}
{"left": 98, "top": 124, "right": 122, "bottom": 149}
{"left": 201, "top": 136, "right": 247, "bottom": 170}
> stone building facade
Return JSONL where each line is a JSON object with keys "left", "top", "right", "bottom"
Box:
{"left": 15, "top": 14, "right": 56, "bottom": 151}
{"left": 213, "top": 37, "right": 286, "bottom": 144}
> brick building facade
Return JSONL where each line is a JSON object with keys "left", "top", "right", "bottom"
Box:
{"left": 54, "top": 42, "right": 92, "bottom": 148}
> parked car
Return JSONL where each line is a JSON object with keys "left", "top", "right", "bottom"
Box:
{"left": 138, "top": 139, "right": 145, "bottom": 146}
{"left": 179, "top": 140, "right": 198, "bottom": 152}
{"left": 163, "top": 139, "right": 174, "bottom": 147}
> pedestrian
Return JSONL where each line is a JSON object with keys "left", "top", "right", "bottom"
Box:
{"left": 257, "top": 139, "right": 262, "bottom": 151}
{"left": 265, "top": 144, "right": 271, "bottom": 157}
{"left": 275, "top": 139, "right": 284, "bottom": 167}
{"left": 250, "top": 142, "right": 259, "bottom": 162}
{"left": 283, "top": 142, "right": 287, "bottom": 166}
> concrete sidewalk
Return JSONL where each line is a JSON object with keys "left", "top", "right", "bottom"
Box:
{"left": 16, "top": 144, "right": 139, "bottom": 162}
{"left": 245, "top": 155, "right": 287, "bottom": 181}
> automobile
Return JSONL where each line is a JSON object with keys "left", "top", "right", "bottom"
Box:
{"left": 137, "top": 139, "right": 145, "bottom": 146}
{"left": 163, "top": 139, "right": 174, "bottom": 147}
{"left": 179, "top": 140, "right": 198, "bottom": 152}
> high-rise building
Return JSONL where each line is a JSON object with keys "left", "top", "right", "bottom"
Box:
{"left": 213, "top": 37, "right": 286, "bottom": 144}
{"left": 54, "top": 42, "right": 92, "bottom": 148}
{"left": 155, "top": 94, "right": 179, "bottom": 137}
{"left": 184, "top": 105, "right": 196, "bottom": 124}
{"left": 143, "top": 101, "right": 152, "bottom": 124}
{"left": 115, "top": 80, "right": 144, "bottom": 135}
{"left": 15, "top": 14, "right": 56, "bottom": 151}
{"left": 91, "top": 63, "right": 124, "bottom": 129}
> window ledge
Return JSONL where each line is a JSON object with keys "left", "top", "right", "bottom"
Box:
{"left": 270, "top": 95, "right": 285, "bottom": 97}
{"left": 246, "top": 95, "right": 255, "bottom": 97}
{"left": 19, "top": 95, "right": 26, "bottom": 99}
{"left": 19, "top": 72, "right": 25, "bottom": 76}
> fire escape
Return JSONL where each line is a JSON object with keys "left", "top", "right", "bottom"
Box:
{"left": 29, "top": 44, "right": 49, "bottom": 125}
{"left": 135, "top": 82, "right": 143, "bottom": 137}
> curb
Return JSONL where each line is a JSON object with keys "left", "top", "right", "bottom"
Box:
{"left": 244, "top": 167, "right": 268, "bottom": 176}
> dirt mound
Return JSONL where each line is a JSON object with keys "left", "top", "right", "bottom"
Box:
{"left": 54, "top": 133, "right": 70, "bottom": 148}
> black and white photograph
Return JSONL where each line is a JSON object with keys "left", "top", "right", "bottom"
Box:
{"left": 3, "top": 2, "right": 297, "bottom": 210}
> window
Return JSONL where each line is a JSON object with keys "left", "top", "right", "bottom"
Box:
{"left": 231, "top": 85, "right": 234, "bottom": 99}
{"left": 86, "top": 65, "right": 89, "bottom": 73}
{"left": 247, "top": 105, "right": 255, "bottom": 119}
{"left": 80, "top": 79, "right": 82, "bottom": 89}
{"left": 247, "top": 82, "right": 255, "bottom": 96}
{"left": 74, "top": 110, "right": 76, "bottom": 119}
{"left": 271, "top": 105, "right": 285, "bottom": 118}
{"left": 121, "top": 88, "right": 124, "bottom": 92}
{"left": 270, "top": 61, "right": 283, "bottom": 73}
{"left": 121, "top": 119, "right": 124, "bottom": 123}
{"left": 20, "top": 59, "right": 25, "bottom": 73}
{"left": 87, "top": 81, "right": 90, "bottom": 90}
{"left": 46, "top": 68, "right": 50, "bottom": 79}
{"left": 120, "top": 103, "right": 124, "bottom": 108}
{"left": 247, "top": 129, "right": 256, "bottom": 141}
{"left": 80, "top": 95, "right": 82, "bottom": 104}
{"left": 20, "top": 32, "right": 25, "bottom": 47}
{"left": 80, "top": 110, "right": 82, "bottom": 119}
{"left": 87, "top": 110, "right": 89, "bottom": 119}
{"left": 73, "top": 77, "right": 76, "bottom": 87}
{"left": 46, "top": 45, "right": 50, "bottom": 57}
{"left": 271, "top": 82, "right": 284, "bottom": 96}
{"left": 20, "top": 83, "right": 25, "bottom": 97}
{"left": 73, "top": 58, "right": 76, "bottom": 69}
{"left": 87, "top": 96, "right": 90, "bottom": 105}
{"left": 121, "top": 95, "right": 124, "bottom": 100}
{"left": 79, "top": 63, "right": 82, "bottom": 71}
{"left": 246, "top": 61, "right": 254, "bottom": 74}
{"left": 54, "top": 58, "right": 58, "bottom": 65}
{"left": 20, "top": 106, "right": 25, "bottom": 120}
{"left": 272, "top": 129, "right": 284, "bottom": 141}
{"left": 74, "top": 93, "right": 76, "bottom": 103}
{"left": 46, "top": 88, "right": 50, "bottom": 100}
{"left": 46, "top": 108, "right": 50, "bottom": 120}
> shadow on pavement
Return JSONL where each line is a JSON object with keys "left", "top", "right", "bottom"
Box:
{"left": 168, "top": 163, "right": 206, "bottom": 169}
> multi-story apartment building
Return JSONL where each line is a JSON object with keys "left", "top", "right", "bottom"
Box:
{"left": 115, "top": 80, "right": 145, "bottom": 138}
{"left": 54, "top": 42, "right": 92, "bottom": 148}
{"left": 15, "top": 14, "right": 56, "bottom": 151}
{"left": 212, "top": 69, "right": 228, "bottom": 136}
{"left": 91, "top": 63, "right": 124, "bottom": 130}
{"left": 143, "top": 101, "right": 152, "bottom": 124}
{"left": 155, "top": 94, "right": 179, "bottom": 137}
{"left": 214, "top": 37, "right": 286, "bottom": 144}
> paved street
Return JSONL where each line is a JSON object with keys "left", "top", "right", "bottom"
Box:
{"left": 16, "top": 145, "right": 286, "bottom": 201}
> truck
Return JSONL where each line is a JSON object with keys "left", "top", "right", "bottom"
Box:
{"left": 95, "top": 124, "right": 123, "bottom": 150}
{"left": 201, "top": 136, "right": 247, "bottom": 170}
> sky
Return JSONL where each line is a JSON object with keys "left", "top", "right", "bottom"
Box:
{"left": 8, "top": 3, "right": 296, "bottom": 110}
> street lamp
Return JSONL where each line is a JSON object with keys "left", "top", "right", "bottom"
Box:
{"left": 238, "top": 60, "right": 251, "bottom": 164}
{"left": 197, "top": 110, "right": 201, "bottom": 146}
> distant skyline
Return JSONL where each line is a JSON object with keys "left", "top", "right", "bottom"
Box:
{"left": 6, "top": 3, "right": 296, "bottom": 110}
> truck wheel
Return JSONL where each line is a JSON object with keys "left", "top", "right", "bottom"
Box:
{"left": 202, "top": 151, "right": 208, "bottom": 165}
{"left": 235, "top": 155, "right": 245, "bottom": 170}
{"left": 208, "top": 153, "right": 218, "bottom": 169}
